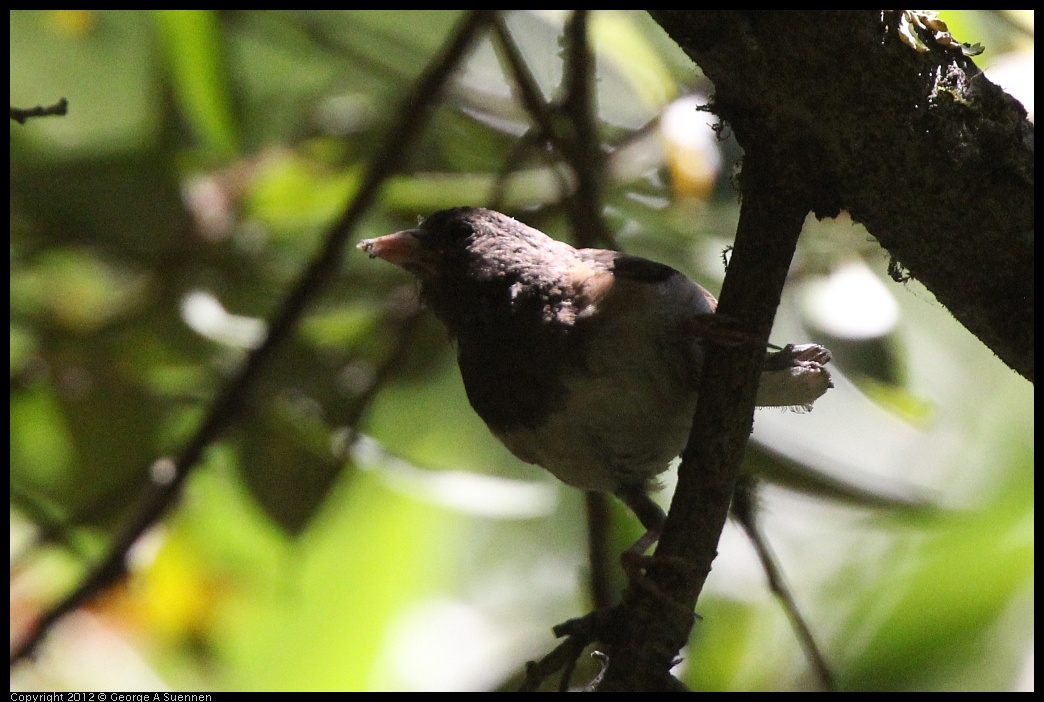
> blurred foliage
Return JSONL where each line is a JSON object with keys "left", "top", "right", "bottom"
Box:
{"left": 10, "top": 10, "right": 1033, "bottom": 692}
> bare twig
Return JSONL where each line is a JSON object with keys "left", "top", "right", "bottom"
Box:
{"left": 520, "top": 634, "right": 589, "bottom": 692}
{"left": 10, "top": 10, "right": 496, "bottom": 666}
{"left": 490, "top": 16, "right": 560, "bottom": 144}
{"left": 520, "top": 607, "right": 616, "bottom": 691}
{"left": 733, "top": 475, "right": 836, "bottom": 690}
{"left": 10, "top": 98, "right": 68, "bottom": 124}
{"left": 490, "top": 11, "right": 616, "bottom": 248}
{"left": 559, "top": 10, "right": 613, "bottom": 249}
{"left": 489, "top": 14, "right": 575, "bottom": 202}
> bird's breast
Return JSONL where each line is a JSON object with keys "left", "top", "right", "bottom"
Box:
{"left": 491, "top": 362, "right": 700, "bottom": 493}
{"left": 463, "top": 295, "right": 703, "bottom": 493}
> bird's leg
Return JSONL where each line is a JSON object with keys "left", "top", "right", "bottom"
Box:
{"left": 615, "top": 485, "right": 667, "bottom": 576}
{"left": 613, "top": 485, "right": 704, "bottom": 632}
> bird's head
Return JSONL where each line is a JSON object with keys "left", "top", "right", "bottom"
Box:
{"left": 357, "top": 207, "right": 487, "bottom": 282}
{"left": 359, "top": 207, "right": 579, "bottom": 326}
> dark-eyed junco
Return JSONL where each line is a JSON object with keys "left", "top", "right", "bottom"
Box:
{"left": 359, "top": 207, "right": 831, "bottom": 556}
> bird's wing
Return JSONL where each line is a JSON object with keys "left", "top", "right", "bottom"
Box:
{"left": 569, "top": 249, "right": 718, "bottom": 318}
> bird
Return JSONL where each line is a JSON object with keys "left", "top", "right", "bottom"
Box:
{"left": 358, "top": 207, "right": 832, "bottom": 559}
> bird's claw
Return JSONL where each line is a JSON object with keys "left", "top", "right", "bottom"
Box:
{"left": 764, "top": 343, "right": 832, "bottom": 370}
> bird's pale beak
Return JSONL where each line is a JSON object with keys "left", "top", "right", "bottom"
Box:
{"left": 359, "top": 229, "right": 423, "bottom": 266}
{"left": 359, "top": 231, "right": 440, "bottom": 282}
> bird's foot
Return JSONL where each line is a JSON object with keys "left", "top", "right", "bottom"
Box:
{"left": 764, "top": 342, "right": 832, "bottom": 370}
{"left": 756, "top": 343, "right": 833, "bottom": 409}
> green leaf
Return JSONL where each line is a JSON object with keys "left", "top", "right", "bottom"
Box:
{"left": 154, "top": 10, "right": 240, "bottom": 159}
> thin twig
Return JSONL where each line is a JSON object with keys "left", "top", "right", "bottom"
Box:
{"left": 549, "top": 11, "right": 624, "bottom": 625}
{"left": 491, "top": 16, "right": 567, "bottom": 156}
{"left": 489, "top": 14, "right": 577, "bottom": 207}
{"left": 520, "top": 635, "right": 589, "bottom": 692}
{"left": 10, "top": 98, "right": 68, "bottom": 124}
{"left": 733, "top": 475, "right": 836, "bottom": 690}
{"left": 490, "top": 12, "right": 616, "bottom": 252}
{"left": 10, "top": 10, "right": 496, "bottom": 666}
{"left": 520, "top": 607, "right": 616, "bottom": 691}
{"left": 559, "top": 10, "right": 613, "bottom": 249}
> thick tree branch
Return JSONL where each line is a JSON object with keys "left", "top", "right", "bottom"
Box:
{"left": 650, "top": 10, "right": 1034, "bottom": 382}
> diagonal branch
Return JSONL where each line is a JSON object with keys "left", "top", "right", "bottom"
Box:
{"left": 491, "top": 11, "right": 616, "bottom": 249}
{"left": 559, "top": 9, "right": 613, "bottom": 249}
{"left": 10, "top": 9, "right": 496, "bottom": 666}
{"left": 596, "top": 143, "right": 815, "bottom": 689}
